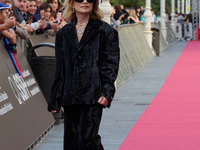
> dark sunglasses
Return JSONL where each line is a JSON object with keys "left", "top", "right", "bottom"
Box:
{"left": 74, "top": 0, "right": 95, "bottom": 3}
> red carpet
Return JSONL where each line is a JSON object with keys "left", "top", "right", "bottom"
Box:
{"left": 119, "top": 41, "right": 200, "bottom": 150}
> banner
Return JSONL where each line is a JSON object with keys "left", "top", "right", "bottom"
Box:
{"left": 0, "top": 40, "right": 55, "bottom": 150}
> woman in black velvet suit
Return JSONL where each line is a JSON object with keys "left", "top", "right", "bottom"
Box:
{"left": 48, "top": 0, "right": 120, "bottom": 149}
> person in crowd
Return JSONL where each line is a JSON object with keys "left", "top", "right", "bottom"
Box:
{"left": 110, "top": 6, "right": 121, "bottom": 29}
{"left": 168, "top": 13, "right": 171, "bottom": 21}
{"left": 150, "top": 9, "right": 156, "bottom": 22}
{"left": 0, "top": 2, "right": 18, "bottom": 55}
{"left": 22, "top": 0, "right": 29, "bottom": 18}
{"left": 0, "top": 0, "right": 15, "bottom": 32}
{"left": 125, "top": 8, "right": 129, "bottom": 13}
{"left": 140, "top": 10, "right": 145, "bottom": 23}
{"left": 35, "top": 3, "right": 51, "bottom": 34}
{"left": 14, "top": 0, "right": 26, "bottom": 23}
{"left": 26, "top": 0, "right": 37, "bottom": 21}
{"left": 177, "top": 13, "right": 184, "bottom": 23}
{"left": 135, "top": 5, "right": 141, "bottom": 20}
{"left": 5, "top": 0, "right": 29, "bottom": 39}
{"left": 114, "top": 4, "right": 128, "bottom": 24}
{"left": 165, "top": 13, "right": 171, "bottom": 22}
{"left": 157, "top": 12, "right": 161, "bottom": 22}
{"left": 46, "top": 0, "right": 62, "bottom": 14}
{"left": 0, "top": 14, "right": 15, "bottom": 32}
{"left": 183, "top": 13, "right": 192, "bottom": 24}
{"left": 43, "top": 2, "right": 52, "bottom": 23}
{"left": 33, "top": 0, "right": 58, "bottom": 32}
{"left": 128, "top": 8, "right": 142, "bottom": 24}
{"left": 34, "top": 0, "right": 42, "bottom": 21}
{"left": 48, "top": 0, "right": 120, "bottom": 150}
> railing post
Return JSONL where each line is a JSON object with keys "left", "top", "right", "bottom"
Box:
{"left": 182, "top": 0, "right": 185, "bottom": 13}
{"left": 99, "top": 0, "right": 112, "bottom": 24}
{"left": 161, "top": 0, "right": 167, "bottom": 40}
{"left": 144, "top": 0, "right": 152, "bottom": 49}
{"left": 177, "top": 0, "right": 181, "bottom": 13}
{"left": 171, "top": 0, "right": 175, "bottom": 33}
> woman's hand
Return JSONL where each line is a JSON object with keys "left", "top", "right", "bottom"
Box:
{"left": 98, "top": 96, "right": 109, "bottom": 106}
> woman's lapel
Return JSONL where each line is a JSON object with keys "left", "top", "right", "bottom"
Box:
{"left": 64, "top": 18, "right": 101, "bottom": 58}
{"left": 64, "top": 19, "right": 77, "bottom": 51}
{"left": 76, "top": 19, "right": 101, "bottom": 57}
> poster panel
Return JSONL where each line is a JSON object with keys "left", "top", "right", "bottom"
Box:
{"left": 0, "top": 40, "right": 55, "bottom": 150}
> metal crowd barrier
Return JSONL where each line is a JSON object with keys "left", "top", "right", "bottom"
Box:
{"left": 175, "top": 23, "right": 182, "bottom": 40}
{"left": 151, "top": 22, "right": 178, "bottom": 51}
{"left": 116, "top": 24, "right": 154, "bottom": 87}
{"left": 175, "top": 22, "right": 193, "bottom": 41}
{"left": 183, "top": 23, "right": 193, "bottom": 40}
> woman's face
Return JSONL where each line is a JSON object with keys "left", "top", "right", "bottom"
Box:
{"left": 28, "top": 1, "right": 37, "bottom": 14}
{"left": 24, "top": 1, "right": 30, "bottom": 13}
{"left": 137, "top": 8, "right": 141, "bottom": 13}
{"left": 73, "top": 0, "right": 93, "bottom": 15}
{"left": 49, "top": 0, "right": 58, "bottom": 12}
{"left": 5, "top": 2, "right": 12, "bottom": 18}
{"left": 45, "top": 7, "right": 51, "bottom": 19}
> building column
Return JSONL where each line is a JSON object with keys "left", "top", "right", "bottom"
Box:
{"left": 186, "top": 0, "right": 190, "bottom": 14}
{"left": 99, "top": 0, "right": 112, "bottom": 24}
{"left": 182, "top": 0, "right": 185, "bottom": 13}
{"left": 143, "top": 0, "right": 152, "bottom": 49}
{"left": 171, "top": 0, "right": 175, "bottom": 32}
{"left": 161, "top": 0, "right": 167, "bottom": 40}
{"left": 178, "top": 0, "right": 181, "bottom": 13}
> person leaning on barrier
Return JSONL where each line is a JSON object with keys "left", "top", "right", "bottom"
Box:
{"left": 5, "top": 0, "right": 29, "bottom": 39}
{"left": 177, "top": 13, "right": 184, "bottom": 23}
{"left": 140, "top": 10, "right": 145, "bottom": 23}
{"left": 0, "top": 2, "right": 18, "bottom": 55}
{"left": 135, "top": 5, "right": 141, "bottom": 20}
{"left": 25, "top": 0, "right": 37, "bottom": 22}
{"left": 48, "top": 0, "right": 120, "bottom": 149}
{"left": 128, "top": 8, "right": 143, "bottom": 24}
{"left": 22, "top": 0, "right": 29, "bottom": 18}
{"left": 0, "top": 0, "right": 15, "bottom": 32}
{"left": 114, "top": 3, "right": 128, "bottom": 24}
{"left": 183, "top": 13, "right": 192, "bottom": 24}
{"left": 110, "top": 6, "right": 122, "bottom": 29}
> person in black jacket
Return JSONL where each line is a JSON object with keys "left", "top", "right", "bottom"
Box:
{"left": 114, "top": 4, "right": 129, "bottom": 24}
{"left": 48, "top": 0, "right": 120, "bottom": 149}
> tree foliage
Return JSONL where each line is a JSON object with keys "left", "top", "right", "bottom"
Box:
{"left": 110, "top": 0, "right": 174, "bottom": 15}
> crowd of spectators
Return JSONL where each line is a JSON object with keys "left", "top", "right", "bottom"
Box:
{"left": 111, "top": 4, "right": 145, "bottom": 29}
{"left": 111, "top": 4, "right": 193, "bottom": 30}
{"left": 0, "top": 0, "right": 194, "bottom": 54}
{"left": 176, "top": 12, "right": 193, "bottom": 24}
{"left": 0, "top": 0, "right": 66, "bottom": 56}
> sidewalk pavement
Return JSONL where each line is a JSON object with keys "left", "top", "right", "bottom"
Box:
{"left": 34, "top": 41, "right": 187, "bottom": 150}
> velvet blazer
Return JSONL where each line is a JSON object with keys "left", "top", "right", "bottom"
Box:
{"left": 48, "top": 18, "right": 120, "bottom": 111}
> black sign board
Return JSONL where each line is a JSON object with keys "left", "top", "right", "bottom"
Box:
{"left": 0, "top": 40, "right": 55, "bottom": 150}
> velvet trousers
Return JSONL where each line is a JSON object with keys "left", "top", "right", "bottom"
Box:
{"left": 64, "top": 104, "right": 104, "bottom": 150}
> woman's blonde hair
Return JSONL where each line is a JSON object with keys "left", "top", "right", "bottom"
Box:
{"left": 62, "top": 0, "right": 104, "bottom": 22}
{"left": 129, "top": 9, "right": 136, "bottom": 18}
